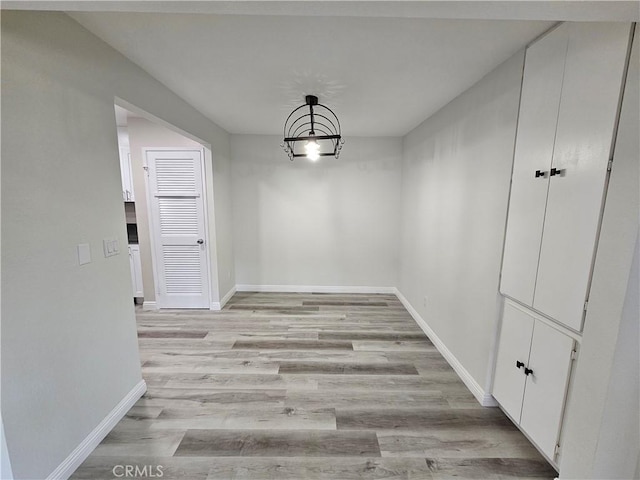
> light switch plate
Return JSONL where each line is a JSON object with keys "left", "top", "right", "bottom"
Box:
{"left": 103, "top": 237, "right": 120, "bottom": 258}
{"left": 77, "top": 243, "right": 91, "bottom": 265}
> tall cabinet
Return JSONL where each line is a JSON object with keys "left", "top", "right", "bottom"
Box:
{"left": 494, "top": 21, "right": 633, "bottom": 467}
{"left": 500, "top": 22, "right": 632, "bottom": 332}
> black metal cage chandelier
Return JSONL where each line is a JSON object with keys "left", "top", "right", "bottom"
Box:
{"left": 281, "top": 95, "right": 344, "bottom": 161}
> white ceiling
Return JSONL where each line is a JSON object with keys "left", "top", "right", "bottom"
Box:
{"left": 12, "top": 1, "right": 630, "bottom": 137}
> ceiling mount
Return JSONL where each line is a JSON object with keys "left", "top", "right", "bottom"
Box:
{"left": 281, "top": 95, "right": 343, "bottom": 161}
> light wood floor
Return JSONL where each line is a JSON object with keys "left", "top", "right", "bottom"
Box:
{"left": 71, "top": 292, "right": 556, "bottom": 479}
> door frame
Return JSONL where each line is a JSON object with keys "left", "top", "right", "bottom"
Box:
{"left": 143, "top": 147, "right": 213, "bottom": 309}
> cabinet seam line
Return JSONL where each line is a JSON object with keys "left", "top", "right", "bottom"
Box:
{"left": 531, "top": 25, "right": 571, "bottom": 308}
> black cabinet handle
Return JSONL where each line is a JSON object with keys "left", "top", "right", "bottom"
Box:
{"left": 516, "top": 360, "right": 525, "bottom": 369}
{"left": 524, "top": 367, "right": 534, "bottom": 376}
{"left": 535, "top": 170, "right": 547, "bottom": 178}
{"left": 550, "top": 168, "right": 563, "bottom": 176}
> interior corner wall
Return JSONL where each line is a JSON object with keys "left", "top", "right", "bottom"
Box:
{"left": 230, "top": 135, "right": 402, "bottom": 289}
{"left": 398, "top": 50, "right": 525, "bottom": 390}
{"left": 1, "top": 11, "right": 232, "bottom": 479}
{"left": 126, "top": 117, "right": 203, "bottom": 305}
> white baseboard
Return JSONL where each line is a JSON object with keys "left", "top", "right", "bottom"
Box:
{"left": 220, "top": 286, "right": 237, "bottom": 309}
{"left": 211, "top": 286, "right": 237, "bottom": 311}
{"left": 394, "top": 289, "right": 497, "bottom": 407}
{"left": 46, "top": 379, "right": 147, "bottom": 480}
{"left": 235, "top": 284, "right": 397, "bottom": 294}
{"left": 482, "top": 392, "right": 498, "bottom": 406}
{"left": 142, "top": 301, "right": 157, "bottom": 311}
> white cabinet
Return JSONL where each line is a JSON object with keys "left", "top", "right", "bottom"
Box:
{"left": 500, "top": 24, "right": 568, "bottom": 307}
{"left": 117, "top": 126, "right": 134, "bottom": 201}
{"left": 119, "top": 146, "right": 135, "bottom": 202}
{"left": 500, "top": 22, "right": 631, "bottom": 331}
{"left": 532, "top": 23, "right": 631, "bottom": 328}
{"left": 128, "top": 244, "right": 143, "bottom": 298}
{"left": 493, "top": 302, "right": 575, "bottom": 462}
{"left": 492, "top": 306, "right": 534, "bottom": 422}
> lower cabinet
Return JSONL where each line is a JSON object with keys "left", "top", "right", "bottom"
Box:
{"left": 128, "top": 244, "right": 143, "bottom": 298}
{"left": 493, "top": 302, "right": 575, "bottom": 462}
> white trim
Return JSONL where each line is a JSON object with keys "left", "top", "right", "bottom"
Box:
{"left": 221, "top": 286, "right": 237, "bottom": 308}
{"left": 505, "top": 297, "right": 583, "bottom": 342}
{"left": 484, "top": 293, "right": 506, "bottom": 397}
{"left": 394, "top": 289, "right": 498, "bottom": 407}
{"left": 211, "top": 286, "right": 237, "bottom": 311}
{"left": 142, "top": 301, "right": 157, "bottom": 311}
{"left": 202, "top": 147, "right": 222, "bottom": 315}
{"left": 235, "top": 284, "right": 397, "bottom": 294}
{"left": 482, "top": 392, "right": 498, "bottom": 407}
{"left": 46, "top": 380, "right": 147, "bottom": 480}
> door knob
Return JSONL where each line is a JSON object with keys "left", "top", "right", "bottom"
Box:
{"left": 535, "top": 170, "right": 547, "bottom": 178}
{"left": 524, "top": 367, "right": 534, "bottom": 376}
{"left": 516, "top": 360, "right": 525, "bottom": 369}
{"left": 197, "top": 239, "right": 204, "bottom": 245}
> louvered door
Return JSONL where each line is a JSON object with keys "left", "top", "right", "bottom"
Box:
{"left": 147, "top": 149, "right": 210, "bottom": 308}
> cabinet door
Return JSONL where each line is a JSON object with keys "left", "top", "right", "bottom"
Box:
{"left": 492, "top": 303, "right": 535, "bottom": 423}
{"left": 126, "top": 150, "right": 135, "bottom": 201}
{"left": 129, "top": 245, "right": 143, "bottom": 297}
{"left": 119, "top": 146, "right": 134, "bottom": 201}
{"left": 500, "top": 24, "right": 569, "bottom": 305}
{"left": 534, "top": 23, "right": 632, "bottom": 330}
{"left": 520, "top": 321, "right": 574, "bottom": 460}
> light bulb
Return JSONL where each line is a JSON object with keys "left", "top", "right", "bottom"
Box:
{"left": 305, "top": 139, "right": 320, "bottom": 161}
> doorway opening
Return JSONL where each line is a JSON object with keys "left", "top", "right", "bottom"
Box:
{"left": 113, "top": 102, "right": 216, "bottom": 310}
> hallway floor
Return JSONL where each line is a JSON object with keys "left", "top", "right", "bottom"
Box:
{"left": 71, "top": 292, "right": 556, "bottom": 479}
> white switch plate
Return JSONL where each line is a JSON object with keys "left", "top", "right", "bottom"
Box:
{"left": 103, "top": 237, "right": 120, "bottom": 258}
{"left": 77, "top": 243, "right": 91, "bottom": 265}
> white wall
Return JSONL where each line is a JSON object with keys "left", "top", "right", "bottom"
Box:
{"left": 231, "top": 135, "right": 402, "bottom": 289}
{"left": 1, "top": 11, "right": 233, "bottom": 479}
{"left": 398, "top": 51, "right": 525, "bottom": 391}
{"left": 559, "top": 29, "right": 639, "bottom": 479}
{"left": 592, "top": 233, "right": 639, "bottom": 479}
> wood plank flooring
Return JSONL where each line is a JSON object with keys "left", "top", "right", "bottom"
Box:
{"left": 71, "top": 292, "right": 556, "bottom": 479}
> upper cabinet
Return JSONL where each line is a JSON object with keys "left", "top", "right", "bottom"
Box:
{"left": 500, "top": 22, "right": 632, "bottom": 332}
{"left": 117, "top": 126, "right": 135, "bottom": 202}
{"left": 119, "top": 146, "right": 135, "bottom": 202}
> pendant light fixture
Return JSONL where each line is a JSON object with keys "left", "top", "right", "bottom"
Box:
{"left": 281, "top": 95, "right": 344, "bottom": 161}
